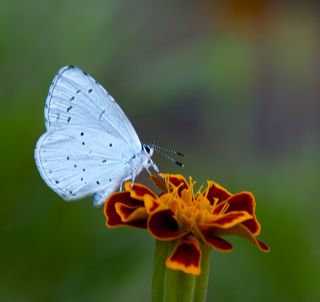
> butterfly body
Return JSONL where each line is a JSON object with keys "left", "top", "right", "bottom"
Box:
{"left": 35, "top": 65, "right": 158, "bottom": 206}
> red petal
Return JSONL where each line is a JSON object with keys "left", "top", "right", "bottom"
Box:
{"left": 115, "top": 203, "right": 147, "bottom": 223}
{"left": 211, "top": 224, "right": 269, "bottom": 253}
{"left": 166, "top": 236, "right": 202, "bottom": 276}
{"left": 242, "top": 218, "right": 261, "bottom": 236}
{"left": 167, "top": 174, "right": 188, "bottom": 189}
{"left": 257, "top": 240, "right": 270, "bottom": 253}
{"left": 104, "top": 192, "right": 147, "bottom": 229}
{"left": 206, "top": 182, "right": 232, "bottom": 205}
{"left": 160, "top": 174, "right": 189, "bottom": 195}
{"left": 203, "top": 234, "right": 233, "bottom": 252}
{"left": 197, "top": 224, "right": 233, "bottom": 252}
{"left": 212, "top": 201, "right": 228, "bottom": 215}
{"left": 207, "top": 211, "right": 253, "bottom": 228}
{"left": 148, "top": 209, "right": 186, "bottom": 240}
{"left": 226, "top": 192, "right": 255, "bottom": 214}
{"left": 225, "top": 192, "right": 261, "bottom": 234}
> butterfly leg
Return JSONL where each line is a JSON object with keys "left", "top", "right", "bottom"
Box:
{"left": 146, "top": 160, "right": 159, "bottom": 175}
{"left": 130, "top": 173, "right": 136, "bottom": 189}
{"left": 120, "top": 169, "right": 138, "bottom": 189}
{"left": 148, "top": 159, "right": 159, "bottom": 173}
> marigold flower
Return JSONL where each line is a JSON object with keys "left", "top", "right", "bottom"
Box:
{"left": 104, "top": 174, "right": 269, "bottom": 276}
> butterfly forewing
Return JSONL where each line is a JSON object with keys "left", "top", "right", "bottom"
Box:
{"left": 44, "top": 65, "right": 141, "bottom": 153}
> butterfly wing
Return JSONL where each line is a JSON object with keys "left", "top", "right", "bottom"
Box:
{"left": 44, "top": 65, "right": 141, "bottom": 154}
{"left": 34, "top": 126, "right": 133, "bottom": 203}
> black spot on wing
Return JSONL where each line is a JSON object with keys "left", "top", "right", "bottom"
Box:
{"left": 88, "top": 88, "right": 93, "bottom": 93}
{"left": 80, "top": 132, "right": 84, "bottom": 136}
{"left": 67, "top": 117, "right": 71, "bottom": 123}
{"left": 76, "top": 90, "right": 80, "bottom": 94}
{"left": 96, "top": 180, "right": 100, "bottom": 185}
{"left": 70, "top": 96, "right": 75, "bottom": 101}
{"left": 99, "top": 110, "right": 105, "bottom": 120}
{"left": 67, "top": 106, "right": 72, "bottom": 112}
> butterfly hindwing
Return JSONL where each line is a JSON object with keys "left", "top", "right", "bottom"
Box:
{"left": 34, "top": 126, "right": 133, "bottom": 201}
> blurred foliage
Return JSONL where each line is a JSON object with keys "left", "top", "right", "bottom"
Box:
{"left": 0, "top": 1, "right": 319, "bottom": 301}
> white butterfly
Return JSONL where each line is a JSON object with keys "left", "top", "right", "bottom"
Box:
{"left": 34, "top": 65, "right": 159, "bottom": 206}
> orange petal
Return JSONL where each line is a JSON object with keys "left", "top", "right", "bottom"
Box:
{"left": 104, "top": 191, "right": 147, "bottom": 229}
{"left": 148, "top": 209, "right": 187, "bottom": 240}
{"left": 166, "top": 236, "right": 202, "bottom": 276}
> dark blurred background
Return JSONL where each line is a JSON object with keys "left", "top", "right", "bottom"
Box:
{"left": 0, "top": 1, "right": 319, "bottom": 301}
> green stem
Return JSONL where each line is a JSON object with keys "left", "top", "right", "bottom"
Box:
{"left": 152, "top": 240, "right": 212, "bottom": 302}
{"left": 193, "top": 243, "right": 212, "bottom": 302}
{"left": 164, "top": 263, "right": 195, "bottom": 302}
{"left": 152, "top": 240, "right": 168, "bottom": 302}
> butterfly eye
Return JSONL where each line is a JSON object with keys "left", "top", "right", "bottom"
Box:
{"left": 144, "top": 145, "right": 151, "bottom": 154}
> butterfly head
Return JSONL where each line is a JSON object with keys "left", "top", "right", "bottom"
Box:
{"left": 142, "top": 144, "right": 154, "bottom": 157}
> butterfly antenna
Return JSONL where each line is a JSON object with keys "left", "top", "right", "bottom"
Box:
{"left": 150, "top": 141, "right": 184, "bottom": 167}
{"left": 151, "top": 141, "right": 184, "bottom": 157}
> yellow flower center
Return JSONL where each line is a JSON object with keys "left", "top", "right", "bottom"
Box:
{"left": 157, "top": 177, "right": 225, "bottom": 234}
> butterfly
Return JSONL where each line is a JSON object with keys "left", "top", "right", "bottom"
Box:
{"left": 34, "top": 65, "right": 161, "bottom": 206}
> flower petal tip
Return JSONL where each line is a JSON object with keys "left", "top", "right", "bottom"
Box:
{"left": 166, "top": 237, "right": 202, "bottom": 276}
{"left": 257, "top": 240, "right": 270, "bottom": 253}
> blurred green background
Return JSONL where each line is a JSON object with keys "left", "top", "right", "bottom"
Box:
{"left": 1, "top": 1, "right": 319, "bottom": 301}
